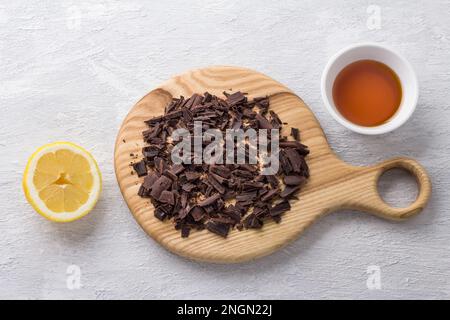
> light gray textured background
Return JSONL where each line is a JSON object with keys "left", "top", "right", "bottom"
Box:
{"left": 1, "top": 0, "right": 449, "bottom": 300}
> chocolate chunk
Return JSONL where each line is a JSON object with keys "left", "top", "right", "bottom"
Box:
{"left": 163, "top": 169, "right": 178, "bottom": 181}
{"left": 206, "top": 221, "right": 230, "bottom": 238}
{"left": 270, "top": 200, "right": 291, "bottom": 216}
{"left": 181, "top": 227, "right": 190, "bottom": 238}
{"left": 185, "top": 171, "right": 201, "bottom": 181}
{"left": 210, "top": 216, "right": 236, "bottom": 225}
{"left": 154, "top": 208, "right": 167, "bottom": 221}
{"left": 181, "top": 183, "right": 196, "bottom": 192}
{"left": 198, "top": 193, "right": 221, "bottom": 207}
{"left": 159, "top": 190, "right": 175, "bottom": 205}
{"left": 189, "top": 206, "right": 205, "bottom": 222}
{"left": 150, "top": 175, "right": 172, "bottom": 199}
{"left": 225, "top": 91, "right": 247, "bottom": 106}
{"left": 143, "top": 173, "right": 159, "bottom": 190}
{"left": 243, "top": 214, "right": 263, "bottom": 229}
{"left": 142, "top": 146, "right": 159, "bottom": 158}
{"left": 137, "top": 185, "right": 147, "bottom": 197}
{"left": 291, "top": 127, "right": 300, "bottom": 141}
{"left": 253, "top": 206, "right": 268, "bottom": 218}
{"left": 280, "top": 151, "right": 293, "bottom": 175}
{"left": 132, "top": 160, "right": 147, "bottom": 177}
{"left": 280, "top": 141, "right": 310, "bottom": 156}
{"left": 255, "top": 113, "right": 273, "bottom": 130}
{"left": 283, "top": 175, "right": 306, "bottom": 186}
{"left": 285, "top": 148, "right": 303, "bottom": 173}
{"left": 223, "top": 205, "right": 241, "bottom": 223}
{"left": 269, "top": 110, "right": 282, "bottom": 128}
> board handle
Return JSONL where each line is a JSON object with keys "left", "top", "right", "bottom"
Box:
{"left": 343, "top": 157, "right": 432, "bottom": 220}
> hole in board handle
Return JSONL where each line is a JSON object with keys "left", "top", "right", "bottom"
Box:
{"left": 377, "top": 168, "right": 419, "bottom": 208}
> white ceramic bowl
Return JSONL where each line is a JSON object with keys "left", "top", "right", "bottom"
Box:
{"left": 321, "top": 43, "right": 418, "bottom": 135}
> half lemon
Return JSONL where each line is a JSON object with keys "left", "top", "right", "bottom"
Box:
{"left": 23, "top": 142, "right": 101, "bottom": 222}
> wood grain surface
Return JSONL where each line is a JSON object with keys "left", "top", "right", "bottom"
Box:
{"left": 114, "top": 66, "right": 431, "bottom": 263}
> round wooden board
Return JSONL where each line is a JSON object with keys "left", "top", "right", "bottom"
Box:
{"left": 114, "top": 66, "right": 431, "bottom": 263}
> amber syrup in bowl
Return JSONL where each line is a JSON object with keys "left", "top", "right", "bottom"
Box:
{"left": 321, "top": 43, "right": 418, "bottom": 135}
{"left": 332, "top": 60, "right": 402, "bottom": 127}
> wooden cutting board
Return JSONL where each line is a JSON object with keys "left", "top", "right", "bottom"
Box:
{"left": 114, "top": 66, "right": 431, "bottom": 263}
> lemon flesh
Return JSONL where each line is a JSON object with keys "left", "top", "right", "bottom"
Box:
{"left": 23, "top": 142, "right": 101, "bottom": 222}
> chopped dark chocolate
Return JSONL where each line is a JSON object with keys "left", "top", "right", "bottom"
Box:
{"left": 198, "top": 193, "right": 221, "bottom": 207}
{"left": 280, "top": 185, "right": 301, "bottom": 198}
{"left": 181, "top": 183, "right": 196, "bottom": 192}
{"left": 260, "top": 188, "right": 279, "bottom": 202}
{"left": 163, "top": 169, "right": 178, "bottom": 181}
{"left": 143, "top": 173, "right": 159, "bottom": 190}
{"left": 283, "top": 175, "right": 306, "bottom": 186}
{"left": 285, "top": 148, "right": 303, "bottom": 173}
{"left": 206, "top": 221, "right": 230, "bottom": 238}
{"left": 185, "top": 171, "right": 201, "bottom": 181}
{"left": 150, "top": 175, "right": 172, "bottom": 199}
{"left": 132, "top": 160, "right": 147, "bottom": 177}
{"left": 159, "top": 190, "right": 175, "bottom": 205}
{"left": 256, "top": 113, "right": 273, "bottom": 130}
{"left": 181, "top": 227, "right": 190, "bottom": 238}
{"left": 207, "top": 174, "right": 225, "bottom": 194}
{"left": 226, "top": 91, "right": 247, "bottom": 106}
{"left": 171, "top": 164, "right": 185, "bottom": 175}
{"left": 270, "top": 200, "right": 291, "bottom": 216}
{"left": 132, "top": 91, "right": 310, "bottom": 238}
{"left": 291, "top": 127, "right": 300, "bottom": 141}
{"left": 137, "top": 185, "right": 147, "bottom": 197}
{"left": 154, "top": 208, "right": 167, "bottom": 221}
{"left": 243, "top": 214, "right": 263, "bottom": 229}
{"left": 190, "top": 206, "right": 205, "bottom": 222}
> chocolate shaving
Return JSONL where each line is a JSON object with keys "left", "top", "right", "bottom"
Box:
{"left": 198, "top": 193, "right": 221, "bottom": 207}
{"left": 207, "top": 174, "right": 226, "bottom": 194}
{"left": 226, "top": 91, "right": 247, "bottom": 107}
{"left": 270, "top": 200, "right": 291, "bottom": 216}
{"left": 154, "top": 208, "right": 167, "bottom": 221}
